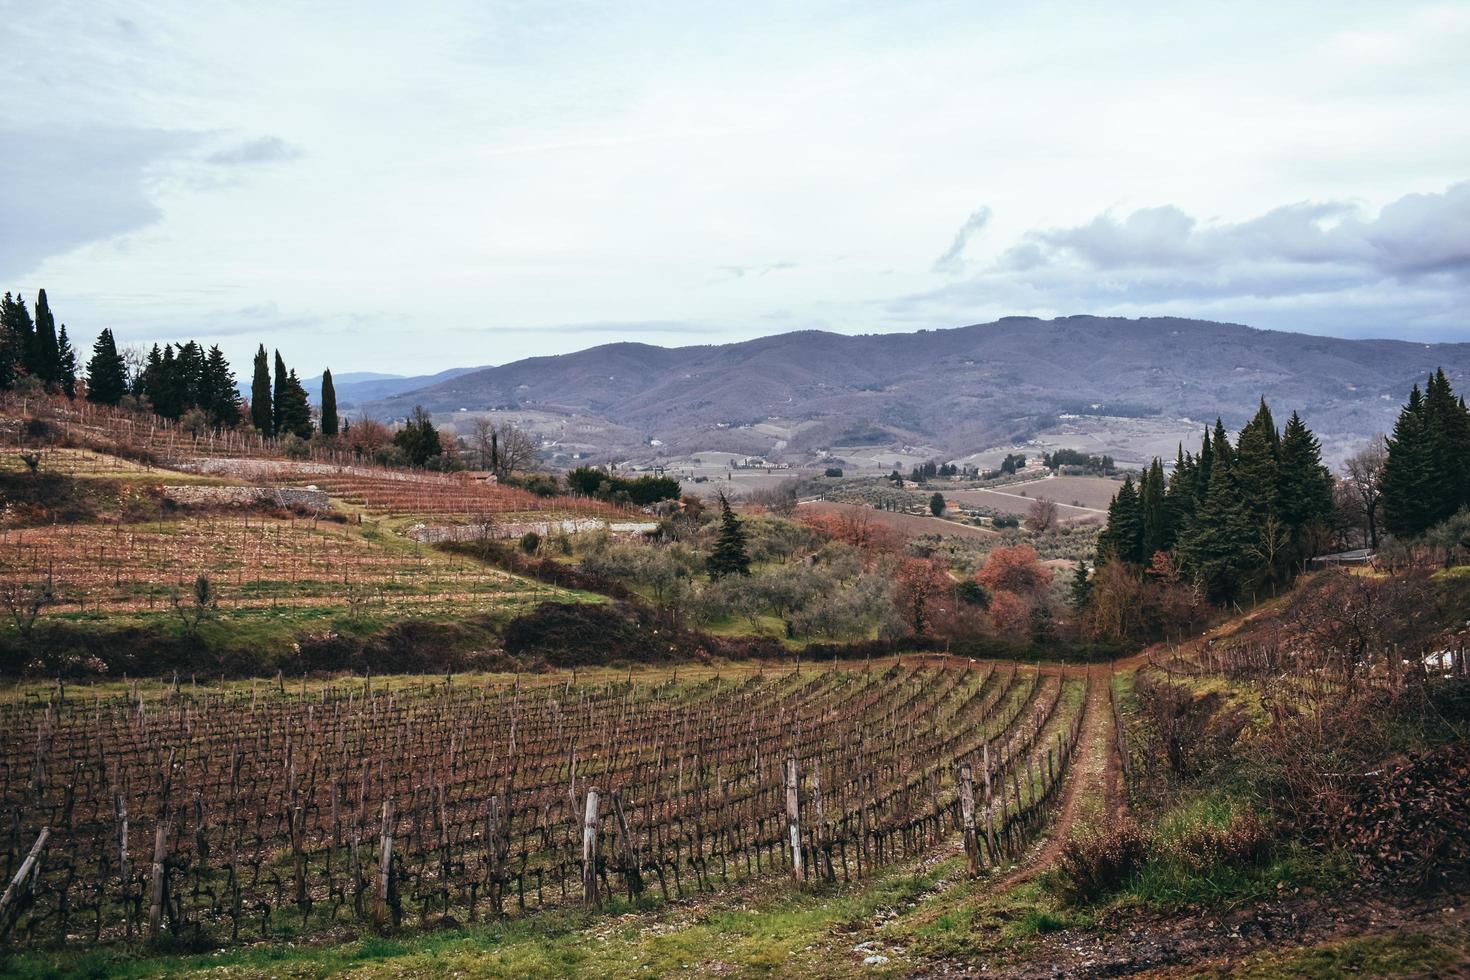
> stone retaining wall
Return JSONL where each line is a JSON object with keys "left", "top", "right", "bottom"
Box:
{"left": 162, "top": 485, "right": 330, "bottom": 512}
{"left": 406, "top": 518, "right": 658, "bottom": 543}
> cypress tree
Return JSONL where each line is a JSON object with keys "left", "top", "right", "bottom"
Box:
{"left": 320, "top": 369, "right": 339, "bottom": 437}
{"left": 56, "top": 325, "right": 77, "bottom": 398}
{"left": 273, "top": 350, "right": 288, "bottom": 432}
{"left": 1381, "top": 385, "right": 1435, "bottom": 538}
{"left": 1164, "top": 445, "right": 1197, "bottom": 537}
{"left": 85, "top": 329, "right": 128, "bottom": 405}
{"left": 707, "top": 493, "right": 751, "bottom": 579}
{"left": 30, "top": 289, "right": 59, "bottom": 386}
{"left": 250, "top": 345, "right": 273, "bottom": 435}
{"left": 1140, "top": 457, "right": 1169, "bottom": 557}
{"left": 1233, "top": 399, "right": 1280, "bottom": 525}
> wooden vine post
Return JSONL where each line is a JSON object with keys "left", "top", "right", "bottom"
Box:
{"left": 956, "top": 765, "right": 979, "bottom": 876}
{"left": 375, "top": 799, "right": 394, "bottom": 930}
{"left": 148, "top": 823, "right": 167, "bottom": 939}
{"left": 784, "top": 757, "right": 803, "bottom": 882}
{"left": 0, "top": 827, "right": 50, "bottom": 930}
{"left": 582, "top": 788, "right": 601, "bottom": 907}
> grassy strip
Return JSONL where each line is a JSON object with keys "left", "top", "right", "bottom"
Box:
{"left": 0, "top": 861, "right": 951, "bottom": 979}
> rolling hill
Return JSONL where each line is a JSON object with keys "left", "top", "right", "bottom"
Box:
{"left": 359, "top": 316, "right": 1470, "bottom": 464}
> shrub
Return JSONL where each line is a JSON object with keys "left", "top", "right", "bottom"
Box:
{"left": 1052, "top": 820, "right": 1151, "bottom": 906}
{"left": 520, "top": 530, "right": 541, "bottom": 554}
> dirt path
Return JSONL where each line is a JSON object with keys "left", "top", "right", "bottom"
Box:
{"left": 990, "top": 665, "right": 1116, "bottom": 891}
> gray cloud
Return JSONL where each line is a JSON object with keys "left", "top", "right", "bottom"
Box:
{"left": 0, "top": 127, "right": 196, "bottom": 279}
{"left": 205, "top": 136, "right": 303, "bottom": 166}
{"left": 932, "top": 206, "right": 991, "bottom": 275}
{"left": 894, "top": 182, "right": 1470, "bottom": 341}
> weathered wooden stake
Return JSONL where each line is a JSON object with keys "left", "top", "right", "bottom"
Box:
{"left": 148, "top": 823, "right": 167, "bottom": 939}
{"left": 0, "top": 827, "right": 50, "bottom": 929}
{"left": 375, "top": 800, "right": 394, "bottom": 930}
{"left": 957, "top": 765, "right": 979, "bottom": 876}
{"left": 784, "top": 757, "right": 803, "bottom": 881}
{"left": 582, "top": 788, "right": 601, "bottom": 907}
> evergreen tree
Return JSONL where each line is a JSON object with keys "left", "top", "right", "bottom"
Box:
{"left": 203, "top": 345, "right": 241, "bottom": 426}
{"left": 30, "top": 289, "right": 59, "bottom": 386}
{"left": 1232, "top": 399, "right": 1281, "bottom": 525}
{"left": 1139, "top": 458, "right": 1169, "bottom": 557}
{"left": 1424, "top": 369, "right": 1470, "bottom": 521}
{"left": 0, "top": 293, "right": 30, "bottom": 388}
{"left": 707, "top": 493, "right": 751, "bottom": 579}
{"left": 1097, "top": 475, "right": 1143, "bottom": 564}
{"left": 1177, "top": 426, "right": 1252, "bottom": 602}
{"left": 85, "top": 329, "right": 128, "bottom": 405}
{"left": 138, "top": 344, "right": 163, "bottom": 409}
{"left": 393, "top": 406, "right": 442, "bottom": 465}
{"left": 250, "top": 345, "right": 273, "bottom": 435}
{"left": 319, "top": 369, "right": 339, "bottom": 437}
{"left": 56, "top": 325, "right": 77, "bottom": 398}
{"left": 1277, "top": 410, "right": 1334, "bottom": 541}
{"left": 156, "top": 344, "right": 181, "bottom": 418}
{"left": 274, "top": 366, "right": 313, "bottom": 439}
{"left": 1164, "top": 445, "right": 1197, "bottom": 538}
{"left": 1195, "top": 425, "right": 1215, "bottom": 502}
{"left": 1381, "top": 384, "right": 1435, "bottom": 538}
{"left": 1068, "top": 560, "right": 1091, "bottom": 609}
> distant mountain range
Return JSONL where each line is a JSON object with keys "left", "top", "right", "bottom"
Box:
{"left": 302, "top": 367, "right": 484, "bottom": 409}
{"left": 353, "top": 316, "right": 1470, "bottom": 465}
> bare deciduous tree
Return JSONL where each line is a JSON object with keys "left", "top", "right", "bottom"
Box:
{"left": 1024, "top": 496, "right": 1059, "bottom": 533}
{"left": 1343, "top": 435, "right": 1387, "bottom": 549}
{"left": 2, "top": 568, "right": 56, "bottom": 643}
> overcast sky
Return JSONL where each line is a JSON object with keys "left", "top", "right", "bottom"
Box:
{"left": 3, "top": 1, "right": 1468, "bottom": 377}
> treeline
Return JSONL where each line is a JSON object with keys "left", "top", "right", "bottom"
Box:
{"left": 1, "top": 288, "right": 338, "bottom": 442}
{"left": 1381, "top": 369, "right": 1470, "bottom": 538}
{"left": 567, "top": 466, "right": 681, "bottom": 504}
{"left": 1091, "top": 398, "right": 1334, "bottom": 603}
{"left": 1041, "top": 449, "right": 1115, "bottom": 474}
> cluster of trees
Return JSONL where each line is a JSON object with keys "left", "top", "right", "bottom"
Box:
{"left": 567, "top": 467, "right": 681, "bottom": 505}
{"left": 127, "top": 340, "right": 242, "bottom": 426}
{"left": 248, "top": 346, "right": 318, "bottom": 439}
{"left": 1, "top": 290, "right": 77, "bottom": 397}
{"left": 1380, "top": 369, "right": 1470, "bottom": 539}
{"left": 1093, "top": 399, "right": 1334, "bottom": 604}
{"left": 1042, "top": 449, "right": 1115, "bottom": 474}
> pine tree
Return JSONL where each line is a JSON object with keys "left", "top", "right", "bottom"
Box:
{"left": 707, "top": 493, "right": 751, "bottom": 579}
{"left": 1424, "top": 369, "right": 1470, "bottom": 522}
{"left": 203, "top": 345, "right": 241, "bottom": 426}
{"left": 319, "top": 369, "right": 339, "bottom": 437}
{"left": 85, "top": 329, "right": 128, "bottom": 405}
{"left": 1277, "top": 410, "right": 1334, "bottom": 541}
{"left": 56, "top": 325, "right": 77, "bottom": 398}
{"left": 1177, "top": 425, "right": 1253, "bottom": 602}
{"left": 392, "top": 406, "right": 442, "bottom": 465}
{"left": 138, "top": 344, "right": 163, "bottom": 409}
{"left": 1098, "top": 475, "right": 1143, "bottom": 565}
{"left": 274, "top": 365, "right": 313, "bottom": 439}
{"left": 1068, "top": 560, "right": 1091, "bottom": 609}
{"left": 1232, "top": 399, "right": 1280, "bottom": 525}
{"left": 30, "top": 289, "right": 59, "bottom": 386}
{"left": 0, "top": 293, "right": 30, "bottom": 389}
{"left": 250, "top": 345, "right": 273, "bottom": 435}
{"left": 1381, "top": 384, "right": 1435, "bottom": 538}
{"left": 1164, "top": 445, "right": 1197, "bottom": 538}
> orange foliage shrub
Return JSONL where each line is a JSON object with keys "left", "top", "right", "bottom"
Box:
{"left": 974, "top": 544, "right": 1052, "bottom": 601}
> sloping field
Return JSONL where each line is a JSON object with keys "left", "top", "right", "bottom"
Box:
{"left": 947, "top": 475, "right": 1116, "bottom": 522}
{"left": 0, "top": 659, "right": 1087, "bottom": 949}
{"left": 799, "top": 500, "right": 999, "bottom": 539}
{"left": 0, "top": 514, "right": 561, "bottom": 613}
